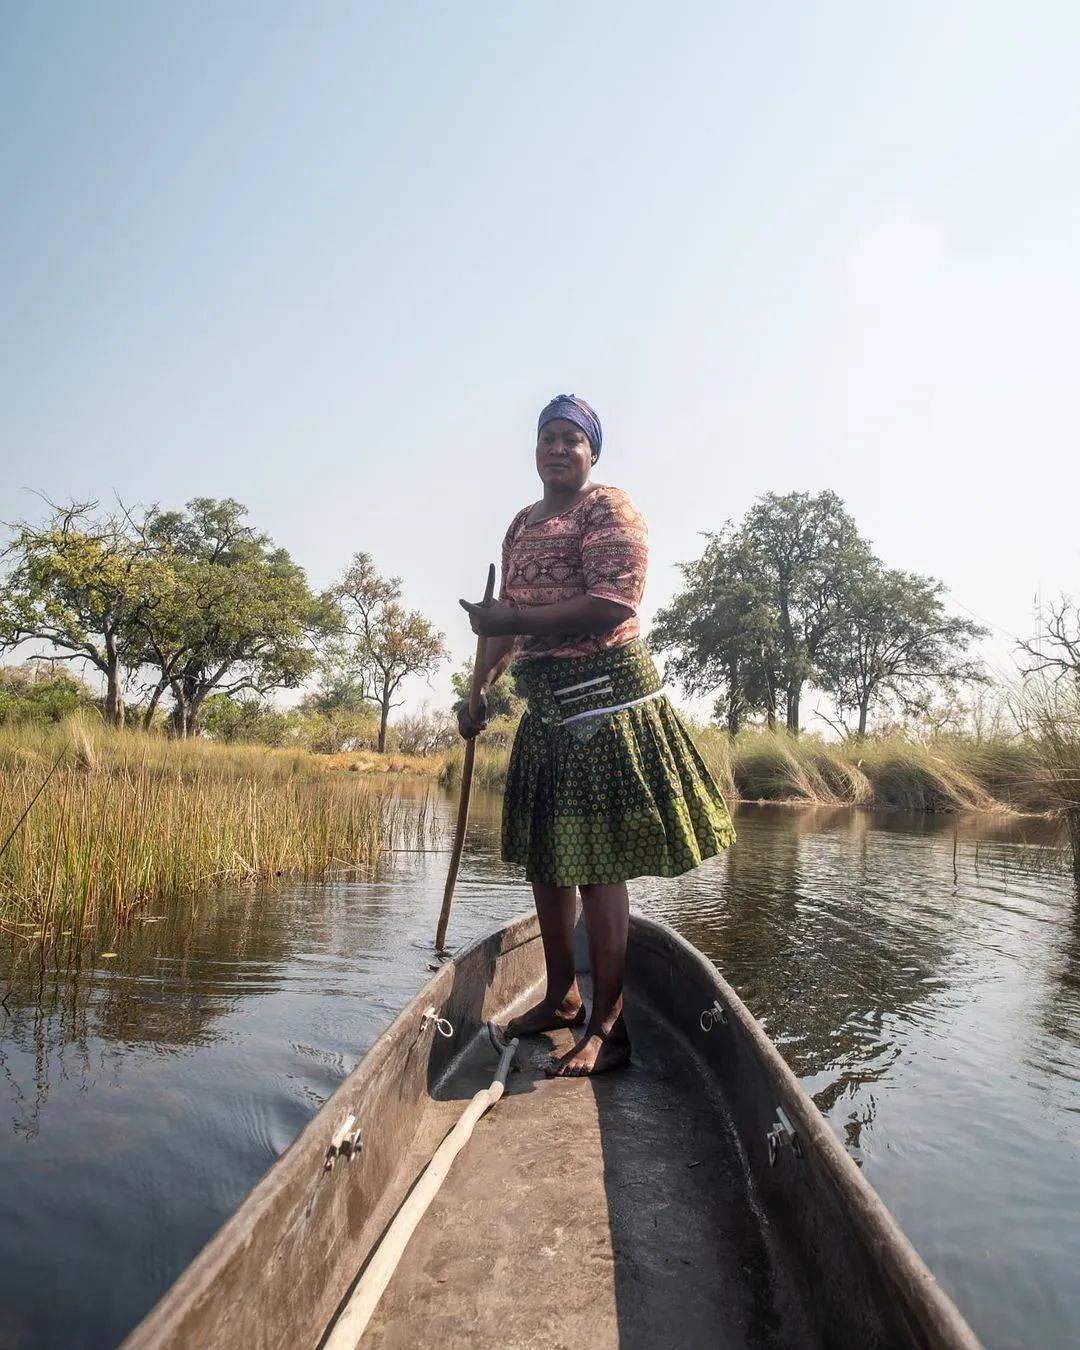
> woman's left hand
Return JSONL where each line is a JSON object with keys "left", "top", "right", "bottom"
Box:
{"left": 458, "top": 598, "right": 521, "bottom": 637}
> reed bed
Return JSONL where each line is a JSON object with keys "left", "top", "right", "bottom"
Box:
{"left": 438, "top": 723, "right": 1048, "bottom": 815}
{"left": 1016, "top": 681, "right": 1080, "bottom": 883}
{"left": 0, "top": 718, "right": 400, "bottom": 940}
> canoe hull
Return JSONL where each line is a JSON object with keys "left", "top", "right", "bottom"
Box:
{"left": 122, "top": 913, "right": 547, "bottom": 1350}
{"left": 123, "top": 912, "right": 978, "bottom": 1350}
{"left": 623, "top": 917, "right": 977, "bottom": 1350}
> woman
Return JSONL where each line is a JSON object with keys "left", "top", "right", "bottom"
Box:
{"left": 458, "top": 394, "right": 735, "bottom": 1077}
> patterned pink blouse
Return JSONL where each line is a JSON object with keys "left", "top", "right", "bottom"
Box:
{"left": 499, "top": 484, "right": 649, "bottom": 662}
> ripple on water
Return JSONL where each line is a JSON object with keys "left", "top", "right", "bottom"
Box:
{"left": 0, "top": 800, "right": 1077, "bottom": 1350}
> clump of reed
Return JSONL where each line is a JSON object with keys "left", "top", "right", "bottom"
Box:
{"left": 437, "top": 721, "right": 1049, "bottom": 815}
{"left": 1015, "top": 679, "right": 1080, "bottom": 884}
{"left": 721, "top": 729, "right": 874, "bottom": 806}
{"left": 438, "top": 741, "right": 513, "bottom": 792}
{"left": 0, "top": 716, "right": 322, "bottom": 781}
{"left": 437, "top": 714, "right": 519, "bottom": 792}
{"left": 0, "top": 717, "right": 399, "bottom": 940}
{"left": 847, "top": 736, "right": 1001, "bottom": 811}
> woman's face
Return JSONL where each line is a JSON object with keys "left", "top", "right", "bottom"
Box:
{"left": 535, "top": 418, "right": 594, "bottom": 491}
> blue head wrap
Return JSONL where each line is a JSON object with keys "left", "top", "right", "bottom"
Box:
{"left": 537, "top": 394, "right": 603, "bottom": 461}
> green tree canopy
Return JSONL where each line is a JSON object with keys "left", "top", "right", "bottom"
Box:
{"left": 133, "top": 498, "right": 339, "bottom": 736}
{"left": 449, "top": 660, "right": 525, "bottom": 722}
{"left": 741, "top": 490, "right": 874, "bottom": 731}
{"left": 0, "top": 661, "right": 95, "bottom": 726}
{"left": 652, "top": 490, "right": 983, "bottom": 736}
{"left": 328, "top": 552, "right": 447, "bottom": 752}
{"left": 0, "top": 499, "right": 164, "bottom": 726}
{"left": 651, "top": 526, "right": 780, "bottom": 734}
{"left": 817, "top": 566, "right": 987, "bottom": 737}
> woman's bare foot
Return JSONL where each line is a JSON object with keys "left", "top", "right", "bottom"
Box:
{"left": 504, "top": 993, "right": 586, "bottom": 1038}
{"left": 545, "top": 1016, "right": 631, "bottom": 1077}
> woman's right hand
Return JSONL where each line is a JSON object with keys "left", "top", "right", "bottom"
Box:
{"left": 456, "top": 691, "right": 489, "bottom": 740}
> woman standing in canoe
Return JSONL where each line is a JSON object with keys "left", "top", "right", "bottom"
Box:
{"left": 458, "top": 395, "right": 735, "bottom": 1076}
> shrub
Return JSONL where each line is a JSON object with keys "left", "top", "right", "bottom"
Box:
{"left": 0, "top": 663, "right": 95, "bottom": 726}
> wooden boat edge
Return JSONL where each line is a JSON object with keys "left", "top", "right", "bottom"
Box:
{"left": 626, "top": 914, "right": 980, "bottom": 1350}
{"left": 121, "top": 907, "right": 981, "bottom": 1350}
{"left": 121, "top": 911, "right": 544, "bottom": 1349}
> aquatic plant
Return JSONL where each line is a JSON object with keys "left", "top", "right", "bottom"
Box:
{"left": 439, "top": 723, "right": 1049, "bottom": 817}
{"left": 1014, "top": 679, "right": 1080, "bottom": 885}
{"left": 0, "top": 717, "right": 402, "bottom": 940}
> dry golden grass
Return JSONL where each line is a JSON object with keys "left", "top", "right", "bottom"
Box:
{"left": 1014, "top": 679, "right": 1080, "bottom": 882}
{"left": 323, "top": 749, "right": 443, "bottom": 777}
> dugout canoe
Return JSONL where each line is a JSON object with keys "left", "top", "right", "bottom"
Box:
{"left": 123, "top": 912, "right": 980, "bottom": 1349}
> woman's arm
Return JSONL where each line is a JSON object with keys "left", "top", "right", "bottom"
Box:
{"left": 478, "top": 633, "right": 518, "bottom": 690}
{"left": 456, "top": 633, "right": 518, "bottom": 740}
{"left": 455, "top": 599, "right": 632, "bottom": 739}
{"left": 460, "top": 594, "right": 633, "bottom": 641}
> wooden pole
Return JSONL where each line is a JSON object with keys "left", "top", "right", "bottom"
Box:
{"left": 434, "top": 563, "right": 495, "bottom": 953}
{"left": 323, "top": 1032, "right": 519, "bottom": 1349}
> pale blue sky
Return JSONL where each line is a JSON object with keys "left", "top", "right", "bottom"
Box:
{"left": 3, "top": 2, "right": 1078, "bottom": 717}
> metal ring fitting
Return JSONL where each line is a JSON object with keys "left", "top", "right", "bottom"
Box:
{"left": 699, "top": 999, "right": 728, "bottom": 1032}
{"left": 422, "top": 1007, "right": 454, "bottom": 1038}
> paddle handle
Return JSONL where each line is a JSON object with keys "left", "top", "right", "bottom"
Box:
{"left": 435, "top": 563, "right": 496, "bottom": 953}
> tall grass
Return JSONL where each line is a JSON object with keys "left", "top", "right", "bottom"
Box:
{"left": 439, "top": 722, "right": 1047, "bottom": 814}
{"left": 0, "top": 718, "right": 400, "bottom": 940}
{"left": 439, "top": 741, "right": 513, "bottom": 793}
{"left": 1016, "top": 680, "right": 1080, "bottom": 884}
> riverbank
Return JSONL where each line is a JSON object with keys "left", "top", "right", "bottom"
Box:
{"left": 2, "top": 717, "right": 1073, "bottom": 944}
{"left": 0, "top": 720, "right": 414, "bottom": 941}
{"left": 438, "top": 726, "right": 1055, "bottom": 815}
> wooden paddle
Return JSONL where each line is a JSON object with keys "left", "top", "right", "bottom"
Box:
{"left": 435, "top": 561, "right": 496, "bottom": 953}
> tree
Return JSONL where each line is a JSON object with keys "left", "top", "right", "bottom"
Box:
{"left": 394, "top": 702, "right": 457, "bottom": 756}
{"left": 0, "top": 499, "right": 162, "bottom": 727}
{"left": 1019, "top": 595, "right": 1080, "bottom": 684}
{"left": 651, "top": 492, "right": 872, "bottom": 734}
{"left": 329, "top": 553, "right": 447, "bottom": 752}
{"left": 651, "top": 527, "right": 781, "bottom": 734}
{"left": 742, "top": 491, "right": 874, "bottom": 732}
{"left": 817, "top": 566, "right": 987, "bottom": 737}
{"left": 133, "top": 499, "right": 338, "bottom": 737}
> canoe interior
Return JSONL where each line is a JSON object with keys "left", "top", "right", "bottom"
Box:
{"left": 359, "top": 972, "right": 812, "bottom": 1348}
{"left": 123, "top": 912, "right": 977, "bottom": 1350}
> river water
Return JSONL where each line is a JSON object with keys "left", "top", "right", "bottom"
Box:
{"left": 1, "top": 794, "right": 1078, "bottom": 1349}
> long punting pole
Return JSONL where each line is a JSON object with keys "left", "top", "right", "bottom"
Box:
{"left": 434, "top": 562, "right": 495, "bottom": 953}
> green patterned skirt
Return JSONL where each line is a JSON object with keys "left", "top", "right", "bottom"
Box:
{"left": 501, "top": 640, "right": 736, "bottom": 886}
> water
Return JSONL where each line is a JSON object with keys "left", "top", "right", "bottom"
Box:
{"left": 1, "top": 796, "right": 1078, "bottom": 1349}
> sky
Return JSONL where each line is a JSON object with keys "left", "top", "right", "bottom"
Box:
{"left": 2, "top": 1, "right": 1078, "bottom": 724}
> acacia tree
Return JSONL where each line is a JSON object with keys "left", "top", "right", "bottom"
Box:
{"left": 651, "top": 492, "right": 872, "bottom": 733}
{"left": 817, "top": 566, "right": 987, "bottom": 737}
{"left": 329, "top": 553, "right": 447, "bottom": 752}
{"left": 651, "top": 527, "right": 780, "bottom": 733}
{"left": 742, "top": 491, "right": 874, "bottom": 732}
{"left": 0, "top": 499, "right": 162, "bottom": 727}
{"left": 133, "top": 499, "right": 338, "bottom": 737}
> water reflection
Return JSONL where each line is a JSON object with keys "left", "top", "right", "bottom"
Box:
{"left": 1, "top": 798, "right": 1078, "bottom": 1350}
